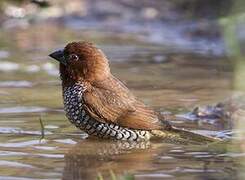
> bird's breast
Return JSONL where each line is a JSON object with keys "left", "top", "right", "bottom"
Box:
{"left": 63, "top": 84, "right": 86, "bottom": 123}
{"left": 62, "top": 84, "right": 151, "bottom": 141}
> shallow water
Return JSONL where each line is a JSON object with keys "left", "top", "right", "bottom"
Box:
{"left": 0, "top": 22, "right": 244, "bottom": 180}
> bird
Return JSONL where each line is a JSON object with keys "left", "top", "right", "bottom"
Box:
{"left": 49, "top": 41, "right": 219, "bottom": 144}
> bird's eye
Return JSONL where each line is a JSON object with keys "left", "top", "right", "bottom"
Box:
{"left": 69, "top": 54, "right": 79, "bottom": 61}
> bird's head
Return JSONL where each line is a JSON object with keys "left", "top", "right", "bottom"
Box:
{"left": 49, "top": 41, "right": 110, "bottom": 86}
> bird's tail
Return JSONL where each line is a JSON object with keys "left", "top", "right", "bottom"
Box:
{"left": 151, "top": 127, "right": 220, "bottom": 145}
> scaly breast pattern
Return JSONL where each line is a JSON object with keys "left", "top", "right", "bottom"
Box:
{"left": 63, "top": 84, "right": 151, "bottom": 141}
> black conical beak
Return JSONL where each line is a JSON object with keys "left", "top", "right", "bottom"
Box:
{"left": 49, "top": 49, "right": 67, "bottom": 66}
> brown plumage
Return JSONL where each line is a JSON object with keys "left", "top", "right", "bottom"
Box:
{"left": 49, "top": 41, "right": 219, "bottom": 143}
{"left": 62, "top": 42, "right": 170, "bottom": 130}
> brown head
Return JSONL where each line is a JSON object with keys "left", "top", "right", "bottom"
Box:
{"left": 49, "top": 41, "right": 110, "bottom": 87}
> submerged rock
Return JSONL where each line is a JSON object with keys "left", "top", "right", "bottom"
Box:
{"left": 177, "top": 95, "right": 245, "bottom": 130}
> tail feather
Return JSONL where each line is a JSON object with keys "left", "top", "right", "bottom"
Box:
{"left": 151, "top": 127, "right": 220, "bottom": 145}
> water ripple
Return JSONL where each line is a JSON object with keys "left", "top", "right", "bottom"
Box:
{"left": 0, "top": 127, "right": 52, "bottom": 136}
{"left": 0, "top": 61, "right": 19, "bottom": 71}
{"left": 33, "top": 146, "right": 57, "bottom": 151}
{"left": 0, "top": 140, "right": 45, "bottom": 148}
{"left": 217, "top": 153, "right": 245, "bottom": 158}
{"left": 54, "top": 139, "right": 77, "bottom": 144}
{"left": 0, "top": 106, "right": 48, "bottom": 114}
{"left": 0, "top": 151, "right": 28, "bottom": 157}
{"left": 0, "top": 177, "right": 38, "bottom": 180}
{"left": 0, "top": 160, "right": 35, "bottom": 168}
{"left": 0, "top": 81, "right": 32, "bottom": 88}
{"left": 135, "top": 173, "right": 174, "bottom": 178}
{"left": 36, "top": 153, "right": 64, "bottom": 158}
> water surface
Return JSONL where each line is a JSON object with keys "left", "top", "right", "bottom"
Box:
{"left": 0, "top": 22, "right": 244, "bottom": 180}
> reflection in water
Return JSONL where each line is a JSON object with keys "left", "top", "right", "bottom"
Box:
{"left": 63, "top": 140, "right": 153, "bottom": 180}
{"left": 62, "top": 140, "right": 240, "bottom": 180}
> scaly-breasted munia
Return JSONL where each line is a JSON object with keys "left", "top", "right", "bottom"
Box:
{"left": 49, "top": 41, "right": 218, "bottom": 144}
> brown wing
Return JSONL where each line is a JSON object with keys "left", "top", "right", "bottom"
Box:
{"left": 83, "top": 76, "right": 164, "bottom": 130}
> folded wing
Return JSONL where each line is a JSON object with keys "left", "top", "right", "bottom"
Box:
{"left": 83, "top": 76, "right": 164, "bottom": 130}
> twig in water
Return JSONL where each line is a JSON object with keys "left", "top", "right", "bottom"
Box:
{"left": 39, "top": 116, "right": 45, "bottom": 140}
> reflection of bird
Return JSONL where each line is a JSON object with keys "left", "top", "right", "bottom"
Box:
{"left": 63, "top": 140, "right": 229, "bottom": 180}
{"left": 49, "top": 41, "right": 218, "bottom": 144}
{"left": 62, "top": 140, "right": 158, "bottom": 180}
